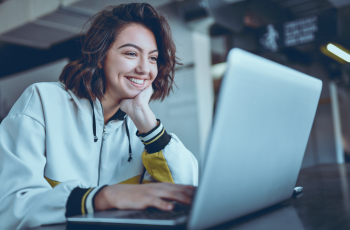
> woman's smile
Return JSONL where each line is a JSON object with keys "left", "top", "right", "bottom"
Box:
{"left": 125, "top": 76, "right": 146, "bottom": 88}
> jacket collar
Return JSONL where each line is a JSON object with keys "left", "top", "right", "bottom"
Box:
{"left": 108, "top": 109, "right": 126, "bottom": 122}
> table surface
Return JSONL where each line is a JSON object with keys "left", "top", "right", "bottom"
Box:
{"left": 30, "top": 164, "right": 350, "bottom": 230}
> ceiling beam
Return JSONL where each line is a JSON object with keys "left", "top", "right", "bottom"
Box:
{"left": 0, "top": 0, "right": 81, "bottom": 35}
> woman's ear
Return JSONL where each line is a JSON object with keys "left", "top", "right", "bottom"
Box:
{"left": 98, "top": 63, "right": 102, "bottom": 69}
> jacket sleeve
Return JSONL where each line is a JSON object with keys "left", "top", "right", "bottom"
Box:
{"left": 0, "top": 113, "right": 82, "bottom": 229}
{"left": 0, "top": 85, "right": 117, "bottom": 229}
{"left": 137, "top": 120, "right": 198, "bottom": 186}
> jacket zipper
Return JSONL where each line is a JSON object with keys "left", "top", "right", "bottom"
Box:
{"left": 97, "top": 125, "right": 106, "bottom": 186}
{"left": 97, "top": 101, "right": 106, "bottom": 186}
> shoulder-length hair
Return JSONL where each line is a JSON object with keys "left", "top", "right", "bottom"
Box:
{"left": 59, "top": 3, "right": 179, "bottom": 102}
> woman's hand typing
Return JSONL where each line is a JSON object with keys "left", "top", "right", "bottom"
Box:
{"left": 94, "top": 183, "right": 195, "bottom": 211}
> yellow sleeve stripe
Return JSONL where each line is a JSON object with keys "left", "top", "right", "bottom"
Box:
{"left": 118, "top": 174, "right": 142, "bottom": 184}
{"left": 141, "top": 150, "right": 174, "bottom": 183}
{"left": 45, "top": 176, "right": 61, "bottom": 188}
{"left": 144, "top": 129, "right": 165, "bottom": 145}
{"left": 117, "top": 175, "right": 158, "bottom": 184}
{"left": 81, "top": 188, "right": 93, "bottom": 215}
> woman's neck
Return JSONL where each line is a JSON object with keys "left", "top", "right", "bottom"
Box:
{"left": 101, "top": 92, "right": 122, "bottom": 124}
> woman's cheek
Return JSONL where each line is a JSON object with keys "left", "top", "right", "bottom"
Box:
{"left": 150, "top": 76, "right": 157, "bottom": 85}
{"left": 145, "top": 81, "right": 152, "bottom": 88}
{"left": 152, "top": 69, "right": 158, "bottom": 82}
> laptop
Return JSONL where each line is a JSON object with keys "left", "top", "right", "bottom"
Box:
{"left": 67, "top": 48, "right": 322, "bottom": 230}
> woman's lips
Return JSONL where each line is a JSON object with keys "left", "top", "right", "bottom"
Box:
{"left": 126, "top": 77, "right": 145, "bottom": 88}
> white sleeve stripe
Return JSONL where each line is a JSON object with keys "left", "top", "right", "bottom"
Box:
{"left": 139, "top": 122, "right": 164, "bottom": 142}
{"left": 86, "top": 185, "right": 104, "bottom": 214}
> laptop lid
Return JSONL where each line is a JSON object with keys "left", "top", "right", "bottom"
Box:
{"left": 188, "top": 48, "right": 322, "bottom": 230}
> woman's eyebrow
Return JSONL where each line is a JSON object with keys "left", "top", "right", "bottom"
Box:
{"left": 118, "top": 43, "right": 158, "bottom": 54}
{"left": 149, "top": 49, "right": 158, "bottom": 54}
{"left": 118, "top": 43, "right": 142, "bottom": 51}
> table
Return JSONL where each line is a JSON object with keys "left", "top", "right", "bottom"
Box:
{"left": 29, "top": 164, "right": 350, "bottom": 230}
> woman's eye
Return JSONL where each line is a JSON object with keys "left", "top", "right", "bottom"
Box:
{"left": 126, "top": 52, "right": 137, "bottom": 57}
{"left": 150, "top": 56, "right": 158, "bottom": 62}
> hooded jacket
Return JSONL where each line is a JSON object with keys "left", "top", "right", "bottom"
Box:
{"left": 0, "top": 82, "right": 198, "bottom": 229}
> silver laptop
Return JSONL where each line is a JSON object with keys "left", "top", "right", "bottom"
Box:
{"left": 68, "top": 48, "right": 322, "bottom": 230}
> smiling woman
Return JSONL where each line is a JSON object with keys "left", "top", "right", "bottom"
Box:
{"left": 0, "top": 3, "right": 198, "bottom": 230}
{"left": 102, "top": 25, "right": 159, "bottom": 130}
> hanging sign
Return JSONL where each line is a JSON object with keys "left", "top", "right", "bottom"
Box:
{"left": 258, "top": 10, "right": 337, "bottom": 52}
{"left": 284, "top": 16, "right": 318, "bottom": 47}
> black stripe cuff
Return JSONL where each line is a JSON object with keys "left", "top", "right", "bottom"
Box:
{"left": 65, "top": 187, "right": 92, "bottom": 217}
{"left": 144, "top": 129, "right": 171, "bottom": 153}
{"left": 136, "top": 119, "right": 171, "bottom": 154}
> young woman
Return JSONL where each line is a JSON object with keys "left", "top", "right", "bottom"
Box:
{"left": 0, "top": 3, "right": 198, "bottom": 229}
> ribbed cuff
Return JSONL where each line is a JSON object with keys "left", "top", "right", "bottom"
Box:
{"left": 65, "top": 185, "right": 107, "bottom": 217}
{"left": 136, "top": 119, "right": 171, "bottom": 154}
{"left": 86, "top": 185, "right": 108, "bottom": 214}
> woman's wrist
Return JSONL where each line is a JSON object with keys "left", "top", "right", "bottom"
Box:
{"left": 94, "top": 186, "right": 111, "bottom": 211}
{"left": 131, "top": 105, "right": 157, "bottom": 134}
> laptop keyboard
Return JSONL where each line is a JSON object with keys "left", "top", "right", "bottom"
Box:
{"left": 123, "top": 203, "right": 191, "bottom": 220}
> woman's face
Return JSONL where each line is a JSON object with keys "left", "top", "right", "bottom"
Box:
{"left": 103, "top": 23, "right": 158, "bottom": 101}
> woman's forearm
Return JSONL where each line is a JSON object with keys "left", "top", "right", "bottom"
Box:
{"left": 130, "top": 104, "right": 157, "bottom": 134}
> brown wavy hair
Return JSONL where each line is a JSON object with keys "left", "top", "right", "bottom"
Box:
{"left": 59, "top": 3, "right": 179, "bottom": 102}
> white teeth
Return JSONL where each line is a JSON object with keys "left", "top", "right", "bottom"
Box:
{"left": 128, "top": 78, "right": 144, "bottom": 84}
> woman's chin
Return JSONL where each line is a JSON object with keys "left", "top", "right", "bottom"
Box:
{"left": 124, "top": 91, "right": 141, "bottom": 99}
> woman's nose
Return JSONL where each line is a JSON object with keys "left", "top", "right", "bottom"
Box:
{"left": 136, "top": 57, "right": 150, "bottom": 75}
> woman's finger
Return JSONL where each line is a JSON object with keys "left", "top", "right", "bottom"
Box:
{"left": 157, "top": 183, "right": 196, "bottom": 196}
{"left": 149, "top": 198, "right": 174, "bottom": 211}
{"left": 149, "top": 185, "right": 193, "bottom": 204}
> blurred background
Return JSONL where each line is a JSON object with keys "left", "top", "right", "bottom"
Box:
{"left": 1, "top": 0, "right": 350, "bottom": 169}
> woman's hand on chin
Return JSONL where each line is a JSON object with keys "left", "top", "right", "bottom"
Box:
{"left": 120, "top": 85, "right": 157, "bottom": 133}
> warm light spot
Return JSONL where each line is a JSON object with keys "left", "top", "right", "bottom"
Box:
{"left": 326, "top": 43, "right": 350, "bottom": 62}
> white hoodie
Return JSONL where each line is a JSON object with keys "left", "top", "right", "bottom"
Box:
{"left": 0, "top": 82, "right": 198, "bottom": 229}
